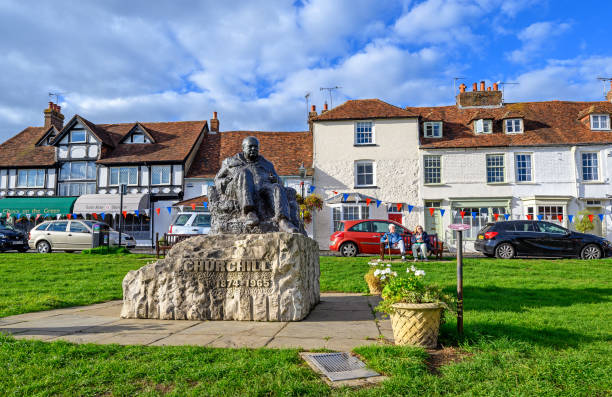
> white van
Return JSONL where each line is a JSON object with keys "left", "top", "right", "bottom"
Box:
{"left": 168, "top": 212, "right": 211, "bottom": 235}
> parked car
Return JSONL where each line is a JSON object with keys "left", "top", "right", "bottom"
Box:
{"left": 474, "top": 220, "right": 612, "bottom": 259}
{"left": 28, "top": 220, "right": 136, "bottom": 253}
{"left": 0, "top": 224, "right": 29, "bottom": 252}
{"left": 329, "top": 219, "right": 412, "bottom": 257}
{"left": 168, "top": 212, "right": 211, "bottom": 235}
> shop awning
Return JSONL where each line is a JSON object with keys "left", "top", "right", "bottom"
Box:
{"left": 73, "top": 194, "right": 149, "bottom": 214}
{"left": 0, "top": 197, "right": 77, "bottom": 215}
{"left": 326, "top": 192, "right": 377, "bottom": 204}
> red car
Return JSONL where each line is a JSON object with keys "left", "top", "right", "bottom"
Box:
{"left": 329, "top": 219, "right": 412, "bottom": 257}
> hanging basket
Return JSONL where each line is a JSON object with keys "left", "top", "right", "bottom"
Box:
{"left": 364, "top": 273, "right": 383, "bottom": 295}
{"left": 390, "top": 302, "right": 443, "bottom": 348}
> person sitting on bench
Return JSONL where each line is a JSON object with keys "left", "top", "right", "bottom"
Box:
{"left": 411, "top": 225, "right": 429, "bottom": 261}
{"left": 380, "top": 224, "right": 406, "bottom": 260}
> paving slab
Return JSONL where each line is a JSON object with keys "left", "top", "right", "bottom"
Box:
{"left": 0, "top": 293, "right": 393, "bottom": 350}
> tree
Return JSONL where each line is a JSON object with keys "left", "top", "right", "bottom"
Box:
{"left": 575, "top": 209, "right": 594, "bottom": 233}
{"left": 296, "top": 194, "right": 323, "bottom": 225}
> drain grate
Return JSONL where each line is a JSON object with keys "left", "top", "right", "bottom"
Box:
{"left": 302, "top": 352, "right": 380, "bottom": 381}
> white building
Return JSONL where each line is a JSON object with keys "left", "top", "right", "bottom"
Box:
{"left": 310, "top": 100, "right": 421, "bottom": 249}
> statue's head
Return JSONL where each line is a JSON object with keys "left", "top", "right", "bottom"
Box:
{"left": 242, "top": 136, "right": 260, "bottom": 161}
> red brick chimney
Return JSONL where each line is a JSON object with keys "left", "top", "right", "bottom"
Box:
{"left": 480, "top": 81, "right": 485, "bottom": 91}
{"left": 209, "top": 111, "right": 219, "bottom": 133}
{"left": 321, "top": 103, "right": 329, "bottom": 113}
{"left": 457, "top": 80, "right": 502, "bottom": 108}
{"left": 308, "top": 105, "right": 318, "bottom": 133}
{"left": 607, "top": 81, "right": 612, "bottom": 103}
{"left": 44, "top": 102, "right": 64, "bottom": 130}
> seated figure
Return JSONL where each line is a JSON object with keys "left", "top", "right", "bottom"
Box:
{"left": 380, "top": 224, "right": 406, "bottom": 260}
{"left": 209, "top": 136, "right": 305, "bottom": 235}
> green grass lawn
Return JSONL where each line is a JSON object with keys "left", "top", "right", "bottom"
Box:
{"left": 1, "top": 253, "right": 611, "bottom": 396}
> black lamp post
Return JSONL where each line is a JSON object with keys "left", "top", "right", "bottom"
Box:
{"left": 118, "top": 183, "right": 126, "bottom": 247}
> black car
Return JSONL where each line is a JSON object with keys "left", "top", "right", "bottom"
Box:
{"left": 474, "top": 220, "right": 612, "bottom": 259}
{"left": 0, "top": 225, "right": 29, "bottom": 252}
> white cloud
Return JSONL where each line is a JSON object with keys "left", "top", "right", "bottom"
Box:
{"left": 506, "top": 21, "right": 571, "bottom": 63}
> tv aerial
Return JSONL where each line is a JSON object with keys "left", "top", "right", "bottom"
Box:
{"left": 320, "top": 86, "right": 341, "bottom": 109}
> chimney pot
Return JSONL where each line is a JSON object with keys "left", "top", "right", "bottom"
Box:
{"left": 209, "top": 111, "right": 219, "bottom": 132}
{"left": 311, "top": 105, "right": 316, "bottom": 112}
{"left": 459, "top": 83, "right": 466, "bottom": 93}
{"left": 323, "top": 103, "right": 328, "bottom": 111}
{"left": 213, "top": 111, "right": 217, "bottom": 119}
{"left": 493, "top": 82, "right": 499, "bottom": 91}
{"left": 480, "top": 81, "right": 485, "bottom": 91}
{"left": 44, "top": 102, "right": 64, "bottom": 130}
{"left": 487, "top": 87, "right": 491, "bottom": 91}
{"left": 472, "top": 83, "right": 477, "bottom": 91}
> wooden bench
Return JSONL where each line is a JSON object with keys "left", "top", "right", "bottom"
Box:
{"left": 379, "top": 233, "right": 444, "bottom": 260}
{"left": 156, "top": 233, "right": 201, "bottom": 258}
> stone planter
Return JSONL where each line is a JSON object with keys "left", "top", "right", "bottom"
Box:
{"left": 364, "top": 273, "right": 382, "bottom": 295}
{"left": 390, "top": 302, "right": 443, "bottom": 348}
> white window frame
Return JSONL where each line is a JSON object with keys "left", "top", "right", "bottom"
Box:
{"left": 423, "top": 155, "right": 442, "bottom": 184}
{"left": 486, "top": 153, "right": 505, "bottom": 183}
{"left": 151, "top": 165, "right": 171, "bottom": 185}
{"left": 330, "top": 204, "right": 370, "bottom": 233}
{"left": 423, "top": 121, "right": 443, "bottom": 138}
{"left": 515, "top": 153, "right": 533, "bottom": 183}
{"left": 474, "top": 119, "right": 492, "bottom": 134}
{"left": 590, "top": 114, "right": 610, "bottom": 131}
{"left": 354, "top": 121, "right": 374, "bottom": 145}
{"left": 504, "top": 118, "right": 523, "bottom": 134}
{"left": 580, "top": 152, "right": 600, "bottom": 182}
{"left": 59, "top": 161, "right": 96, "bottom": 181}
{"left": 70, "top": 129, "right": 87, "bottom": 143}
{"left": 109, "top": 166, "right": 139, "bottom": 186}
{"left": 17, "top": 169, "right": 45, "bottom": 188}
{"left": 354, "top": 160, "right": 375, "bottom": 187}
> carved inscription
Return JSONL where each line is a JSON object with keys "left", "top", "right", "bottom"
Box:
{"left": 181, "top": 258, "right": 273, "bottom": 291}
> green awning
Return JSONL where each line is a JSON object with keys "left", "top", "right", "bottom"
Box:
{"left": 0, "top": 197, "right": 77, "bottom": 215}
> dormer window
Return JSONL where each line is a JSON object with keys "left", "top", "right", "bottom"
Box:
{"left": 474, "top": 119, "right": 492, "bottom": 134}
{"left": 126, "top": 133, "right": 151, "bottom": 144}
{"left": 424, "top": 121, "right": 442, "bottom": 138}
{"left": 504, "top": 118, "right": 523, "bottom": 134}
{"left": 590, "top": 114, "right": 610, "bottom": 130}
{"left": 70, "top": 129, "right": 87, "bottom": 143}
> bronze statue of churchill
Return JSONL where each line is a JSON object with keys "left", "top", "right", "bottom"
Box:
{"left": 210, "top": 136, "right": 304, "bottom": 235}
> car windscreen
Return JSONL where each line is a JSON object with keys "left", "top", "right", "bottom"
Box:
{"left": 173, "top": 214, "right": 192, "bottom": 226}
{"left": 479, "top": 224, "right": 493, "bottom": 234}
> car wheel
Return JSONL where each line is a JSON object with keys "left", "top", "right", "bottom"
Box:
{"left": 36, "top": 241, "right": 51, "bottom": 254}
{"left": 495, "top": 243, "right": 515, "bottom": 259}
{"left": 580, "top": 244, "right": 602, "bottom": 260}
{"left": 340, "top": 242, "right": 358, "bottom": 257}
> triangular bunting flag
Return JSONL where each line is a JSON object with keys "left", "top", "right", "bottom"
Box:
{"left": 92, "top": 213, "right": 98, "bottom": 219}
{"left": 494, "top": 213, "right": 499, "bottom": 221}
{"left": 122, "top": 211, "right": 127, "bottom": 218}
{"left": 440, "top": 208, "right": 445, "bottom": 216}
{"left": 156, "top": 208, "right": 161, "bottom": 215}
{"left": 203, "top": 202, "right": 208, "bottom": 209}
{"left": 504, "top": 213, "right": 510, "bottom": 220}
{"left": 472, "top": 212, "right": 477, "bottom": 219}
{"left": 16, "top": 213, "right": 21, "bottom": 219}
{"left": 144, "top": 209, "right": 150, "bottom": 216}
{"left": 342, "top": 193, "right": 349, "bottom": 202}
{"left": 191, "top": 203, "right": 196, "bottom": 210}
{"left": 526, "top": 214, "right": 532, "bottom": 220}
{"left": 72, "top": 213, "right": 77, "bottom": 219}
{"left": 568, "top": 215, "right": 574, "bottom": 223}
{"left": 100, "top": 212, "right": 106, "bottom": 220}
{"left": 376, "top": 200, "right": 381, "bottom": 208}
{"left": 26, "top": 214, "right": 31, "bottom": 220}
{"left": 429, "top": 208, "right": 435, "bottom": 216}
{"left": 557, "top": 215, "right": 563, "bottom": 222}
{"left": 598, "top": 214, "right": 604, "bottom": 221}
{"left": 365, "top": 198, "right": 372, "bottom": 206}
{"left": 537, "top": 214, "right": 543, "bottom": 221}
{"left": 408, "top": 205, "right": 414, "bottom": 213}
{"left": 166, "top": 207, "right": 172, "bottom": 214}
{"left": 67, "top": 214, "right": 72, "bottom": 219}
{"left": 56, "top": 214, "right": 61, "bottom": 220}
{"left": 332, "top": 190, "right": 338, "bottom": 195}
{"left": 134, "top": 210, "right": 139, "bottom": 217}
{"left": 355, "top": 196, "right": 360, "bottom": 204}
{"left": 460, "top": 211, "right": 465, "bottom": 219}
{"left": 397, "top": 203, "right": 403, "bottom": 211}
{"left": 309, "top": 185, "right": 315, "bottom": 194}
{"left": 35, "top": 214, "right": 41, "bottom": 221}
{"left": 588, "top": 214, "right": 594, "bottom": 222}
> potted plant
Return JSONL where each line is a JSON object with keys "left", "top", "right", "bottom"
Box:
{"left": 377, "top": 266, "right": 454, "bottom": 348}
{"left": 364, "top": 260, "right": 397, "bottom": 294}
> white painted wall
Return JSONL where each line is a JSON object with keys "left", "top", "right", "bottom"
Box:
{"left": 8, "top": 169, "right": 16, "bottom": 188}
{"left": 47, "top": 169, "right": 56, "bottom": 189}
{"left": 173, "top": 165, "right": 183, "bottom": 186}
{"left": 0, "top": 170, "right": 7, "bottom": 189}
{"left": 98, "top": 166, "right": 108, "bottom": 187}
{"left": 312, "top": 118, "right": 421, "bottom": 249}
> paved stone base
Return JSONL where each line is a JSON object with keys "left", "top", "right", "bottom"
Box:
{"left": 0, "top": 293, "right": 392, "bottom": 350}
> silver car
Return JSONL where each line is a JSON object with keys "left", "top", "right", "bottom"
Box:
{"left": 28, "top": 220, "right": 136, "bottom": 253}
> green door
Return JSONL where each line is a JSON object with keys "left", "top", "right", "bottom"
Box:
{"left": 424, "top": 201, "right": 442, "bottom": 237}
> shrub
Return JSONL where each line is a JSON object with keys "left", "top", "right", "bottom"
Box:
{"left": 82, "top": 246, "right": 131, "bottom": 255}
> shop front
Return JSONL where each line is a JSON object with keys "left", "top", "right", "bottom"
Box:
{"left": 0, "top": 197, "right": 78, "bottom": 233}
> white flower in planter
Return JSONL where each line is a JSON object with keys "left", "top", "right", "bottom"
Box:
{"left": 415, "top": 270, "right": 426, "bottom": 277}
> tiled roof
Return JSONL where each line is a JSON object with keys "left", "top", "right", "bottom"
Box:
{"left": 409, "top": 101, "right": 612, "bottom": 149}
{"left": 174, "top": 194, "right": 209, "bottom": 207}
{"left": 313, "top": 99, "right": 417, "bottom": 121}
{"left": 187, "top": 131, "right": 313, "bottom": 178}
{"left": 95, "top": 120, "right": 207, "bottom": 164}
{"left": 0, "top": 127, "right": 56, "bottom": 167}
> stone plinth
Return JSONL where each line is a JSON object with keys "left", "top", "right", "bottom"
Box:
{"left": 121, "top": 233, "right": 320, "bottom": 321}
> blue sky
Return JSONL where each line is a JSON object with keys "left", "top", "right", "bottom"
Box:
{"left": 1, "top": 0, "right": 611, "bottom": 141}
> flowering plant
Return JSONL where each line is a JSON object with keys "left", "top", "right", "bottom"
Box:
{"left": 376, "top": 265, "right": 455, "bottom": 315}
{"left": 364, "top": 260, "right": 398, "bottom": 293}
